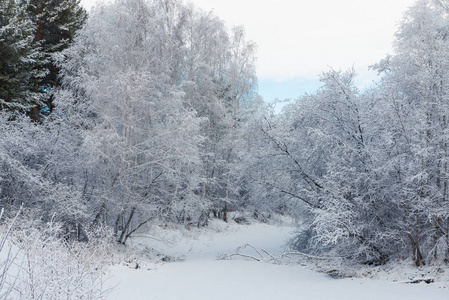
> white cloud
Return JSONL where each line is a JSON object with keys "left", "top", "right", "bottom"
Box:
{"left": 191, "top": 0, "right": 416, "bottom": 80}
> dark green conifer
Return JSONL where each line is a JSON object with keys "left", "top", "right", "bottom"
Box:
{"left": 0, "top": 0, "right": 37, "bottom": 112}
{"left": 23, "top": 0, "right": 87, "bottom": 118}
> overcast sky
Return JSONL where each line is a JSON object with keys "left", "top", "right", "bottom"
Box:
{"left": 80, "top": 0, "right": 417, "bottom": 101}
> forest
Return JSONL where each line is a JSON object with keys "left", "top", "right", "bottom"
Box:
{"left": 1, "top": 0, "right": 449, "bottom": 297}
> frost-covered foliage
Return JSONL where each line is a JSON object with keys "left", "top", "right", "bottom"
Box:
{"left": 21, "top": 0, "right": 87, "bottom": 117}
{"left": 4, "top": 0, "right": 447, "bottom": 278}
{"left": 0, "top": 218, "right": 111, "bottom": 299}
{"left": 56, "top": 0, "right": 258, "bottom": 243}
{"left": 0, "top": 112, "right": 89, "bottom": 230}
{"left": 254, "top": 0, "right": 449, "bottom": 266}
{"left": 0, "top": 0, "right": 37, "bottom": 112}
{"left": 10, "top": 222, "right": 109, "bottom": 299}
{"left": 0, "top": 0, "right": 258, "bottom": 248}
{"left": 0, "top": 0, "right": 86, "bottom": 117}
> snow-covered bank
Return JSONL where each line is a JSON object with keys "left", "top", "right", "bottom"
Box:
{"left": 107, "top": 219, "right": 449, "bottom": 300}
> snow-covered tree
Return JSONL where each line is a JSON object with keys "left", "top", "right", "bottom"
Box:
{"left": 262, "top": 0, "right": 449, "bottom": 266}
{"left": 371, "top": 0, "right": 449, "bottom": 265}
{"left": 22, "top": 0, "right": 86, "bottom": 118}
{"left": 180, "top": 8, "right": 258, "bottom": 220}
{"left": 58, "top": 0, "right": 206, "bottom": 243}
{"left": 0, "top": 0, "right": 37, "bottom": 112}
{"left": 0, "top": 110, "right": 88, "bottom": 232}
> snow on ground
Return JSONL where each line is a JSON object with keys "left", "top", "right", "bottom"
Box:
{"left": 107, "top": 218, "right": 449, "bottom": 300}
{"left": 129, "top": 216, "right": 294, "bottom": 261}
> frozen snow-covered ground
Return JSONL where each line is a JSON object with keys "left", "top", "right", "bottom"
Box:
{"left": 107, "top": 218, "right": 449, "bottom": 300}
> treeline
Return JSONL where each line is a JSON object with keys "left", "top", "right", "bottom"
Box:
{"left": 0, "top": 0, "right": 260, "bottom": 244}
{"left": 256, "top": 0, "right": 449, "bottom": 266}
{"left": 2, "top": 0, "right": 449, "bottom": 270}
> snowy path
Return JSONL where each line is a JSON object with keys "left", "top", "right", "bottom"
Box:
{"left": 107, "top": 220, "right": 449, "bottom": 300}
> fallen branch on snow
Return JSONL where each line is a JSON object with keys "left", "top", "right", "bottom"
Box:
{"left": 218, "top": 243, "right": 332, "bottom": 263}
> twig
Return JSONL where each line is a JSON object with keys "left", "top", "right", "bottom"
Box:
{"left": 227, "top": 253, "right": 261, "bottom": 261}
{"left": 280, "top": 251, "right": 331, "bottom": 260}
{"left": 237, "top": 243, "right": 264, "bottom": 259}
{"left": 261, "top": 248, "right": 276, "bottom": 261}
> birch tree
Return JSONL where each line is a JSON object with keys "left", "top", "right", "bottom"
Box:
{"left": 58, "top": 0, "right": 203, "bottom": 243}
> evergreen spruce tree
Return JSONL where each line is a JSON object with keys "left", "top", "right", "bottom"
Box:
{"left": 0, "top": 0, "right": 37, "bottom": 112}
{"left": 23, "top": 0, "right": 86, "bottom": 119}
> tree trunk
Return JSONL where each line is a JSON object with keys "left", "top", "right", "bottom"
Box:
{"left": 118, "top": 207, "right": 136, "bottom": 244}
{"left": 446, "top": 219, "right": 449, "bottom": 264}
{"left": 407, "top": 231, "right": 425, "bottom": 266}
{"left": 31, "top": 4, "right": 43, "bottom": 123}
{"left": 223, "top": 201, "right": 228, "bottom": 222}
{"left": 90, "top": 202, "right": 106, "bottom": 230}
{"left": 114, "top": 211, "right": 123, "bottom": 237}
